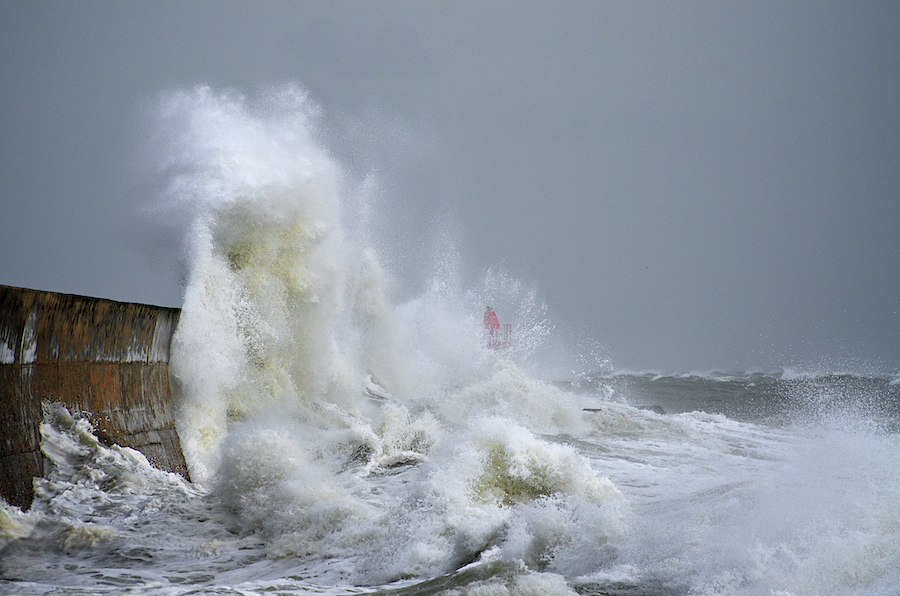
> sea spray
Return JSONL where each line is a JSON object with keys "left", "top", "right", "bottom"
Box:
{"left": 153, "top": 86, "right": 550, "bottom": 484}
{"left": 146, "top": 86, "right": 621, "bottom": 589}
{"left": 154, "top": 85, "right": 357, "bottom": 483}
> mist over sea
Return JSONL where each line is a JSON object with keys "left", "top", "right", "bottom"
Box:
{"left": 2, "top": 87, "right": 899, "bottom": 596}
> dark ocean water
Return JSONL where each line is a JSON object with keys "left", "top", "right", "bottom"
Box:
{"left": 566, "top": 371, "right": 900, "bottom": 430}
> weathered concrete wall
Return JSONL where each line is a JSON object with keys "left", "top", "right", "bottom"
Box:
{"left": 0, "top": 285, "right": 188, "bottom": 509}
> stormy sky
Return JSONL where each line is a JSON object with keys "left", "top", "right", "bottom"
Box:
{"left": 2, "top": 1, "right": 898, "bottom": 372}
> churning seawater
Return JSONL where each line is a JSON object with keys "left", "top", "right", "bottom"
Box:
{"left": 3, "top": 86, "right": 900, "bottom": 596}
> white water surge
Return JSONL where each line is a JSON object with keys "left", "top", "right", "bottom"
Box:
{"left": 2, "top": 86, "right": 900, "bottom": 596}
{"left": 158, "top": 85, "right": 614, "bottom": 589}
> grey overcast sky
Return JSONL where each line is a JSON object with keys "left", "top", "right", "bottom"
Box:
{"left": 2, "top": 1, "right": 899, "bottom": 372}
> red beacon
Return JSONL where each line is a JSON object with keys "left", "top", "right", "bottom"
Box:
{"left": 483, "top": 306, "right": 511, "bottom": 349}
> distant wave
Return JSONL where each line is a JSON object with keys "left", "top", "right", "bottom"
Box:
{"left": 601, "top": 368, "right": 900, "bottom": 384}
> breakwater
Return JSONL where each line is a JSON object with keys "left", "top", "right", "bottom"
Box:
{"left": 0, "top": 285, "right": 187, "bottom": 509}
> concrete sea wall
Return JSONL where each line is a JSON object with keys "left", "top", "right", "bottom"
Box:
{"left": 0, "top": 285, "right": 188, "bottom": 509}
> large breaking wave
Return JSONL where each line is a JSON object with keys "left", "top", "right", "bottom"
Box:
{"left": 151, "top": 85, "right": 623, "bottom": 590}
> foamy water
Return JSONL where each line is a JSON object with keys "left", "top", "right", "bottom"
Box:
{"left": 3, "top": 86, "right": 900, "bottom": 596}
